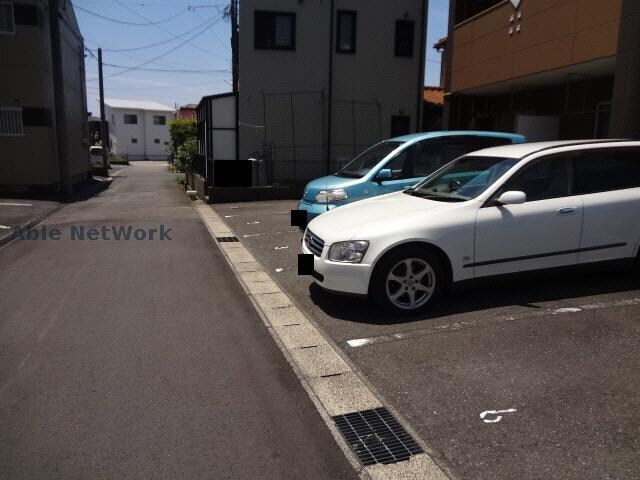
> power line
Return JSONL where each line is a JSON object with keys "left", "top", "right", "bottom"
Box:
{"left": 114, "top": 0, "right": 228, "bottom": 61}
{"left": 85, "top": 79, "right": 230, "bottom": 91}
{"left": 86, "top": 13, "right": 224, "bottom": 81}
{"left": 83, "top": 13, "right": 224, "bottom": 54}
{"left": 102, "top": 62, "right": 230, "bottom": 73}
{"left": 73, "top": 3, "right": 188, "bottom": 25}
{"left": 75, "top": 1, "right": 224, "bottom": 6}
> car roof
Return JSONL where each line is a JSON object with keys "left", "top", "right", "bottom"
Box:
{"left": 466, "top": 139, "right": 638, "bottom": 159}
{"left": 388, "top": 130, "right": 526, "bottom": 143}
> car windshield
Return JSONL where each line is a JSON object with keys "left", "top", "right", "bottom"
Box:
{"left": 336, "top": 141, "right": 405, "bottom": 178}
{"left": 405, "top": 155, "right": 518, "bottom": 202}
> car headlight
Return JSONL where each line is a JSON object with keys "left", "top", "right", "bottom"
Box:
{"left": 328, "top": 241, "right": 369, "bottom": 263}
{"left": 315, "top": 189, "right": 348, "bottom": 203}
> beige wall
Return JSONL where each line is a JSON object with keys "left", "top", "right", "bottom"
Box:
{"left": 239, "top": 0, "right": 425, "bottom": 182}
{"left": 450, "top": 0, "right": 622, "bottom": 92}
{"left": 59, "top": 0, "right": 90, "bottom": 183}
{"left": 0, "top": 0, "right": 88, "bottom": 189}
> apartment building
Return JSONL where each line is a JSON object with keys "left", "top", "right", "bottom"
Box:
{"left": 0, "top": 0, "right": 89, "bottom": 194}
{"left": 442, "top": 0, "right": 640, "bottom": 140}
{"left": 239, "top": 0, "right": 428, "bottom": 185}
{"left": 104, "top": 99, "right": 174, "bottom": 161}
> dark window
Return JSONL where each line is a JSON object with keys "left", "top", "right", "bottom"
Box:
{"left": 22, "top": 107, "right": 51, "bottom": 127}
{"left": 501, "top": 157, "right": 572, "bottom": 202}
{"left": 124, "top": 114, "right": 137, "bottom": 124}
{"left": 411, "top": 138, "right": 471, "bottom": 177}
{"left": 14, "top": 4, "right": 39, "bottom": 26}
{"left": 254, "top": 11, "right": 295, "bottom": 50}
{"left": 383, "top": 147, "right": 412, "bottom": 180}
{"left": 336, "top": 10, "right": 356, "bottom": 54}
{"left": 153, "top": 115, "right": 166, "bottom": 125}
{"left": 0, "top": 2, "right": 14, "bottom": 33}
{"left": 164, "top": 141, "right": 169, "bottom": 146}
{"left": 454, "top": 0, "right": 503, "bottom": 24}
{"left": 394, "top": 20, "right": 414, "bottom": 57}
{"left": 131, "top": 137, "right": 138, "bottom": 144}
{"left": 573, "top": 150, "right": 640, "bottom": 194}
{"left": 391, "top": 115, "right": 411, "bottom": 137}
{"left": 154, "top": 138, "right": 160, "bottom": 144}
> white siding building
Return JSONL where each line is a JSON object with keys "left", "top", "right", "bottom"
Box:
{"left": 104, "top": 99, "right": 175, "bottom": 161}
{"left": 239, "top": 0, "right": 427, "bottom": 185}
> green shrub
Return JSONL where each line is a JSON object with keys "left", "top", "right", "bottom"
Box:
{"left": 172, "top": 138, "right": 197, "bottom": 173}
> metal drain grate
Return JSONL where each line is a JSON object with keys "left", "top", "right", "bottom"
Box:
{"left": 216, "top": 236, "right": 239, "bottom": 243}
{"left": 333, "top": 408, "right": 423, "bottom": 466}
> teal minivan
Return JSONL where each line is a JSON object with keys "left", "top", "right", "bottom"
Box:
{"left": 296, "top": 131, "right": 526, "bottom": 220}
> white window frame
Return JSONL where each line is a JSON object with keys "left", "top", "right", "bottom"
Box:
{"left": 0, "top": 106, "right": 24, "bottom": 136}
{"left": 0, "top": 2, "right": 15, "bottom": 35}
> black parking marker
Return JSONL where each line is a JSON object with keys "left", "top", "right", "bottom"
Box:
{"left": 291, "top": 210, "right": 308, "bottom": 228}
{"left": 216, "top": 236, "right": 240, "bottom": 243}
{"left": 298, "top": 253, "right": 314, "bottom": 275}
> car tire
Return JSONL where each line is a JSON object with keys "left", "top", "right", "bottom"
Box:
{"left": 370, "top": 245, "right": 447, "bottom": 316}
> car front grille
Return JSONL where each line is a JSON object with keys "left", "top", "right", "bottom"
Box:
{"left": 305, "top": 229, "right": 325, "bottom": 257}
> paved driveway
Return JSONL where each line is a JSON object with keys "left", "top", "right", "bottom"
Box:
{"left": 215, "top": 199, "right": 640, "bottom": 480}
{"left": 0, "top": 166, "right": 357, "bottom": 480}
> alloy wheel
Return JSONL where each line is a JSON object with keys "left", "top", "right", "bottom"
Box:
{"left": 384, "top": 258, "right": 435, "bottom": 310}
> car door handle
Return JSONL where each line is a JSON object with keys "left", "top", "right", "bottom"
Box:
{"left": 557, "top": 207, "right": 577, "bottom": 215}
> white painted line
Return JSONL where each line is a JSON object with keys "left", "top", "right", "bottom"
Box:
{"left": 274, "top": 246, "right": 289, "bottom": 250}
{"left": 242, "top": 233, "right": 261, "bottom": 238}
{"left": 552, "top": 307, "right": 582, "bottom": 314}
{"left": 480, "top": 408, "right": 517, "bottom": 423}
{"left": 0, "top": 225, "right": 11, "bottom": 230}
{"left": 345, "top": 297, "right": 640, "bottom": 348}
{"left": 246, "top": 221, "right": 260, "bottom": 224}
{"left": 0, "top": 202, "right": 32, "bottom": 207}
{"left": 275, "top": 268, "right": 284, "bottom": 273}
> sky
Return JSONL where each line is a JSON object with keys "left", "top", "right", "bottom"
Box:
{"left": 77, "top": 0, "right": 449, "bottom": 116}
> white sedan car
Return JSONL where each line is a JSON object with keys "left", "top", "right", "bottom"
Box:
{"left": 302, "top": 140, "right": 640, "bottom": 315}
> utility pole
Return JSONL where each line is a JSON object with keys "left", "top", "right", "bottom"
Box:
{"left": 98, "top": 48, "right": 109, "bottom": 176}
{"left": 230, "top": 0, "right": 240, "bottom": 162}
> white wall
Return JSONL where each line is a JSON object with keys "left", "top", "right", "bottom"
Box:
{"left": 211, "top": 95, "right": 236, "bottom": 161}
{"left": 143, "top": 110, "right": 173, "bottom": 159}
{"left": 239, "top": 0, "right": 425, "bottom": 183}
{"left": 108, "top": 107, "right": 174, "bottom": 160}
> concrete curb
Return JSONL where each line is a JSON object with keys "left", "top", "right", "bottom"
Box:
{"left": 194, "top": 200, "right": 453, "bottom": 480}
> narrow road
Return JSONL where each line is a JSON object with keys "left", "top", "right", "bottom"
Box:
{"left": 0, "top": 162, "right": 356, "bottom": 480}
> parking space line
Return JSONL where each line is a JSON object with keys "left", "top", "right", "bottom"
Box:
{"left": 0, "top": 203, "right": 32, "bottom": 207}
{"left": 345, "top": 297, "right": 640, "bottom": 349}
{"left": 194, "top": 200, "right": 450, "bottom": 480}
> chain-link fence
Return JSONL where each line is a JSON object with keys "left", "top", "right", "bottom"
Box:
{"left": 256, "top": 90, "right": 383, "bottom": 186}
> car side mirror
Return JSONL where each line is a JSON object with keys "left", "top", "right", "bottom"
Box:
{"left": 496, "top": 191, "right": 527, "bottom": 205}
{"left": 375, "top": 168, "right": 393, "bottom": 182}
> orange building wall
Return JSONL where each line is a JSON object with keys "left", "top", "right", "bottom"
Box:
{"left": 451, "top": 0, "right": 622, "bottom": 92}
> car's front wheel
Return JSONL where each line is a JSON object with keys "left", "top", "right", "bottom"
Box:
{"left": 371, "top": 246, "right": 446, "bottom": 316}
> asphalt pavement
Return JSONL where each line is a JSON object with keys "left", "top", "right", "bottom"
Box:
{"left": 0, "top": 164, "right": 357, "bottom": 480}
{"left": 215, "top": 199, "right": 640, "bottom": 480}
